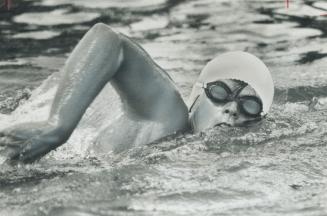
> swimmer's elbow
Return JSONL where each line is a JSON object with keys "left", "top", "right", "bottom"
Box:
{"left": 90, "top": 23, "right": 124, "bottom": 65}
{"left": 91, "top": 23, "right": 121, "bottom": 39}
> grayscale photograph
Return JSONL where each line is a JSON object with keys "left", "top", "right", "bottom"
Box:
{"left": 0, "top": 0, "right": 326, "bottom": 215}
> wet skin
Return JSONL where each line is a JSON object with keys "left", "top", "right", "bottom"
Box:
{"left": 189, "top": 79, "right": 262, "bottom": 132}
{"left": 0, "top": 23, "right": 261, "bottom": 164}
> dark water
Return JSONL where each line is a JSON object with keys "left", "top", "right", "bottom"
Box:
{"left": 0, "top": 0, "right": 327, "bottom": 215}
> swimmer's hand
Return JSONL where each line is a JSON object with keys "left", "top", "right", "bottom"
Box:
{"left": 0, "top": 122, "right": 63, "bottom": 164}
{"left": 2, "top": 135, "right": 59, "bottom": 164}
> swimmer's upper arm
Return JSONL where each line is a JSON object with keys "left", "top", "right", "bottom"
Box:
{"left": 53, "top": 23, "right": 187, "bottom": 140}
{"left": 111, "top": 34, "right": 188, "bottom": 124}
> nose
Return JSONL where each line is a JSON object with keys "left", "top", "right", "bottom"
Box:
{"left": 222, "top": 101, "right": 239, "bottom": 118}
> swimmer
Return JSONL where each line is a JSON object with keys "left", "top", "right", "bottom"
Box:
{"left": 0, "top": 23, "right": 274, "bottom": 163}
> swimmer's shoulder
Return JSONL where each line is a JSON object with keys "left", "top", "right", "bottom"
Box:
{"left": 91, "top": 23, "right": 189, "bottom": 129}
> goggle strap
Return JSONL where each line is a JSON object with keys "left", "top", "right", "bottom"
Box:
{"left": 189, "top": 95, "right": 200, "bottom": 113}
{"left": 195, "top": 82, "right": 206, "bottom": 89}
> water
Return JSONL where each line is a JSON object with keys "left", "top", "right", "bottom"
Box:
{"left": 0, "top": 0, "right": 327, "bottom": 215}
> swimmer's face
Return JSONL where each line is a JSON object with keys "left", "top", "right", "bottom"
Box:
{"left": 189, "top": 79, "right": 263, "bottom": 133}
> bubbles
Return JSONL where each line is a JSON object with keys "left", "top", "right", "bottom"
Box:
{"left": 0, "top": 88, "right": 31, "bottom": 114}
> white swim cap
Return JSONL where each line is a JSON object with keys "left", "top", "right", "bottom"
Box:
{"left": 188, "top": 51, "right": 274, "bottom": 114}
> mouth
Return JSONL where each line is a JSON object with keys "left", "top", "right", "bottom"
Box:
{"left": 215, "top": 122, "right": 232, "bottom": 127}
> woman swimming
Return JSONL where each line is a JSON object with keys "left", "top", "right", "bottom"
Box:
{"left": 0, "top": 23, "right": 274, "bottom": 163}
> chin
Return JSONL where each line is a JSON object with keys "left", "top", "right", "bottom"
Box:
{"left": 190, "top": 115, "right": 219, "bottom": 133}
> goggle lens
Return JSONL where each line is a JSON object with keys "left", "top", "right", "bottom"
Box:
{"left": 204, "top": 81, "right": 263, "bottom": 117}
{"left": 240, "top": 98, "right": 262, "bottom": 116}
{"left": 208, "top": 85, "right": 229, "bottom": 101}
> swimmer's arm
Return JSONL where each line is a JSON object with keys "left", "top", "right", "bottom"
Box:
{"left": 8, "top": 23, "right": 123, "bottom": 163}
{"left": 49, "top": 23, "right": 123, "bottom": 135}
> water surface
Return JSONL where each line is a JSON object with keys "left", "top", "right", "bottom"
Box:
{"left": 0, "top": 0, "right": 327, "bottom": 215}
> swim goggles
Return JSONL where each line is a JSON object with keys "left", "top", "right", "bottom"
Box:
{"left": 199, "top": 81, "right": 263, "bottom": 118}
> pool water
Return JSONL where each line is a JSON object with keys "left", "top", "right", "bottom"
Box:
{"left": 0, "top": 0, "right": 327, "bottom": 215}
